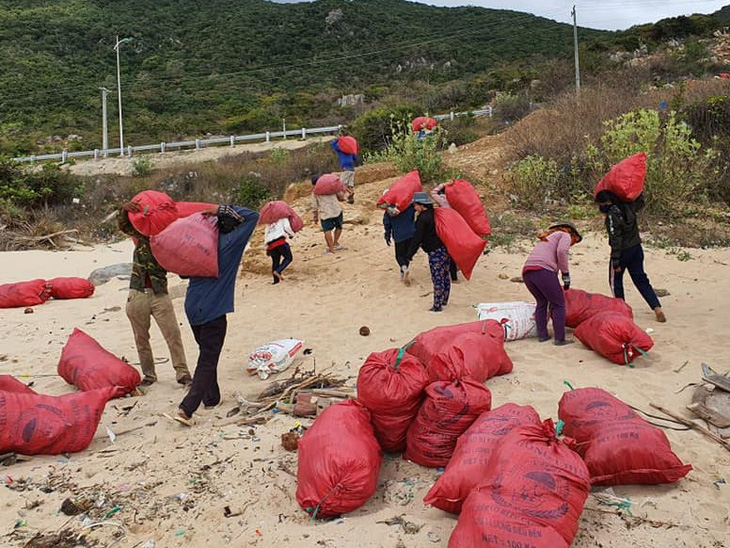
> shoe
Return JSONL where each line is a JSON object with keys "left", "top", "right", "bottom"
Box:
{"left": 140, "top": 378, "right": 156, "bottom": 387}
{"left": 429, "top": 307, "right": 443, "bottom": 313}
{"left": 334, "top": 243, "right": 345, "bottom": 250}
{"left": 538, "top": 336, "right": 551, "bottom": 343}
{"left": 347, "top": 195, "right": 355, "bottom": 204}
{"left": 204, "top": 400, "right": 221, "bottom": 410}
{"left": 324, "top": 249, "right": 334, "bottom": 255}
{"left": 554, "top": 339, "right": 575, "bottom": 346}
{"left": 654, "top": 308, "right": 667, "bottom": 323}
{"left": 177, "top": 375, "right": 193, "bottom": 388}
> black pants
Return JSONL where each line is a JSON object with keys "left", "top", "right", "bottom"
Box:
{"left": 449, "top": 257, "right": 458, "bottom": 281}
{"left": 180, "top": 315, "right": 227, "bottom": 417}
{"left": 394, "top": 238, "right": 412, "bottom": 269}
{"left": 270, "top": 243, "right": 293, "bottom": 283}
{"left": 610, "top": 244, "right": 661, "bottom": 310}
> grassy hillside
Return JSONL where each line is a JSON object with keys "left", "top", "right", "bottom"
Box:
{"left": 0, "top": 0, "right": 605, "bottom": 153}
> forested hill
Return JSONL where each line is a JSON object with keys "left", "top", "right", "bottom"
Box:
{"left": 0, "top": 0, "right": 605, "bottom": 153}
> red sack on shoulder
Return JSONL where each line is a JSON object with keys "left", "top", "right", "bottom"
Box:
{"left": 593, "top": 152, "right": 647, "bottom": 202}
{"left": 406, "top": 320, "right": 503, "bottom": 366}
{"left": 0, "top": 279, "right": 51, "bottom": 309}
{"left": 0, "top": 376, "right": 36, "bottom": 394}
{"left": 559, "top": 387, "right": 692, "bottom": 485}
{"left": 424, "top": 404, "right": 541, "bottom": 514}
{"left": 128, "top": 190, "right": 179, "bottom": 236}
{"left": 564, "top": 288, "right": 633, "bottom": 328}
{"left": 428, "top": 331, "right": 512, "bottom": 383}
{"left": 0, "top": 386, "right": 117, "bottom": 456}
{"left": 448, "top": 420, "right": 590, "bottom": 548}
{"left": 313, "top": 174, "right": 346, "bottom": 196}
{"left": 574, "top": 312, "right": 653, "bottom": 365}
{"left": 377, "top": 170, "right": 422, "bottom": 211}
{"left": 444, "top": 178, "right": 491, "bottom": 237}
{"left": 150, "top": 213, "right": 219, "bottom": 278}
{"left": 174, "top": 202, "right": 216, "bottom": 218}
{"left": 411, "top": 116, "right": 437, "bottom": 132}
{"left": 58, "top": 328, "right": 140, "bottom": 396}
{"left": 296, "top": 400, "right": 382, "bottom": 518}
{"left": 337, "top": 136, "right": 358, "bottom": 154}
{"left": 49, "top": 277, "right": 95, "bottom": 300}
{"left": 435, "top": 207, "right": 486, "bottom": 280}
{"left": 356, "top": 348, "right": 430, "bottom": 453}
{"left": 258, "top": 201, "right": 304, "bottom": 233}
{"left": 404, "top": 379, "right": 491, "bottom": 468}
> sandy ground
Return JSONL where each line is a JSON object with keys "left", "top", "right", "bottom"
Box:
{"left": 66, "top": 136, "right": 334, "bottom": 177}
{"left": 1, "top": 170, "right": 730, "bottom": 548}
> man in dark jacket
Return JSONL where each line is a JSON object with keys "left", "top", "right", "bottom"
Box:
{"left": 177, "top": 204, "right": 259, "bottom": 424}
{"left": 596, "top": 190, "right": 665, "bottom": 322}
{"left": 383, "top": 204, "right": 416, "bottom": 285}
{"left": 407, "top": 193, "right": 450, "bottom": 312}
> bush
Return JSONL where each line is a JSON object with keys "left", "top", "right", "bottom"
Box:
{"left": 493, "top": 92, "right": 531, "bottom": 124}
{"left": 132, "top": 157, "right": 153, "bottom": 178}
{"left": 0, "top": 157, "right": 80, "bottom": 208}
{"left": 234, "top": 177, "right": 272, "bottom": 209}
{"left": 350, "top": 104, "right": 423, "bottom": 153}
{"left": 585, "top": 109, "right": 718, "bottom": 215}
{"left": 366, "top": 125, "right": 448, "bottom": 184}
{"left": 441, "top": 116, "right": 480, "bottom": 146}
{"left": 506, "top": 155, "right": 561, "bottom": 210}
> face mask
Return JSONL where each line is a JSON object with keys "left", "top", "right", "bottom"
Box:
{"left": 599, "top": 204, "right": 612, "bottom": 214}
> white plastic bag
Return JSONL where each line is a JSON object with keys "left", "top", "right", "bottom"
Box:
{"left": 476, "top": 302, "right": 537, "bottom": 341}
{"left": 245, "top": 339, "right": 304, "bottom": 380}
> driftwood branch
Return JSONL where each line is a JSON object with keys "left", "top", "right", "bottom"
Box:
{"left": 650, "top": 402, "right": 730, "bottom": 452}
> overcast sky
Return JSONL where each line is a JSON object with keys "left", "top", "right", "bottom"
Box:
{"left": 272, "top": 1, "right": 730, "bottom": 31}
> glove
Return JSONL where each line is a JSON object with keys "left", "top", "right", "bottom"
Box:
{"left": 385, "top": 235, "right": 391, "bottom": 247}
{"left": 562, "top": 273, "right": 571, "bottom": 291}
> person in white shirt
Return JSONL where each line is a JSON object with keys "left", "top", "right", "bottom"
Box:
{"left": 265, "top": 216, "right": 295, "bottom": 284}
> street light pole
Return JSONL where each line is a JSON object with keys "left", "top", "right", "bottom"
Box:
{"left": 572, "top": 6, "right": 581, "bottom": 98}
{"left": 113, "top": 36, "right": 132, "bottom": 157}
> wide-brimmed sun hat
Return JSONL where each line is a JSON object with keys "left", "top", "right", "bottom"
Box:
{"left": 412, "top": 192, "right": 432, "bottom": 205}
{"left": 549, "top": 222, "right": 582, "bottom": 243}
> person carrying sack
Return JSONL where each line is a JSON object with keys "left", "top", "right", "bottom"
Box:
{"left": 595, "top": 190, "right": 666, "bottom": 323}
{"left": 523, "top": 222, "right": 582, "bottom": 346}
{"left": 383, "top": 202, "right": 416, "bottom": 285}
{"left": 407, "top": 192, "right": 450, "bottom": 312}
{"left": 265, "top": 216, "right": 295, "bottom": 284}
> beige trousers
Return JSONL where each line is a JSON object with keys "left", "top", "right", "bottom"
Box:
{"left": 125, "top": 289, "right": 190, "bottom": 382}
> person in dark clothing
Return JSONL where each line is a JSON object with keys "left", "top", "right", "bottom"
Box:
{"left": 383, "top": 204, "right": 416, "bottom": 285}
{"left": 430, "top": 183, "right": 460, "bottom": 283}
{"left": 407, "top": 192, "right": 450, "bottom": 312}
{"left": 177, "top": 204, "right": 259, "bottom": 425}
{"left": 595, "top": 190, "right": 666, "bottom": 323}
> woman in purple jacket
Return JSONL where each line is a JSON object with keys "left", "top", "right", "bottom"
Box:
{"left": 522, "top": 222, "right": 582, "bottom": 345}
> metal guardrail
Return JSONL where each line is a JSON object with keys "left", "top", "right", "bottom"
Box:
{"left": 13, "top": 107, "right": 493, "bottom": 164}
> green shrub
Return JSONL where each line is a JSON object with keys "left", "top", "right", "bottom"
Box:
{"left": 234, "top": 177, "right": 271, "bottom": 209}
{"left": 506, "top": 155, "right": 561, "bottom": 209}
{"left": 493, "top": 92, "right": 531, "bottom": 124}
{"left": 132, "top": 157, "right": 153, "bottom": 178}
{"left": 351, "top": 104, "right": 422, "bottom": 153}
{"left": 441, "top": 116, "right": 480, "bottom": 146}
{"left": 367, "top": 125, "right": 448, "bottom": 184}
{"left": 585, "top": 109, "right": 718, "bottom": 215}
{"left": 270, "top": 147, "right": 291, "bottom": 166}
{"left": 0, "top": 157, "right": 80, "bottom": 208}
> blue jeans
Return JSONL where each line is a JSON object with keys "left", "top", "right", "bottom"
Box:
{"left": 610, "top": 244, "right": 661, "bottom": 310}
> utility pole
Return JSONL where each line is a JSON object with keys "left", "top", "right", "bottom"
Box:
{"left": 113, "top": 36, "right": 132, "bottom": 157}
{"left": 100, "top": 87, "right": 110, "bottom": 156}
{"left": 572, "top": 5, "right": 581, "bottom": 97}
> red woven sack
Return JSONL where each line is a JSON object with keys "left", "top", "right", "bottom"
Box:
{"left": 435, "top": 207, "right": 486, "bottom": 280}
{"left": 406, "top": 320, "right": 503, "bottom": 366}
{"left": 564, "top": 288, "right": 633, "bottom": 328}
{"left": 258, "top": 201, "right": 304, "bottom": 233}
{"left": 424, "top": 404, "right": 541, "bottom": 514}
{"left": 174, "top": 202, "right": 216, "bottom": 218}
{"left": 574, "top": 312, "right": 653, "bottom": 365}
{"left": 58, "top": 328, "right": 140, "bottom": 396}
{"left": 593, "top": 152, "right": 647, "bottom": 202}
{"left": 0, "top": 279, "right": 51, "bottom": 309}
{"left": 559, "top": 387, "right": 692, "bottom": 485}
{"left": 49, "top": 277, "right": 95, "bottom": 300}
{"left": 357, "top": 348, "right": 430, "bottom": 453}
{"left": 128, "top": 190, "right": 179, "bottom": 236}
{"left": 404, "top": 379, "right": 491, "bottom": 468}
{"left": 0, "top": 376, "right": 36, "bottom": 394}
{"left": 444, "top": 178, "right": 491, "bottom": 237}
{"left": 411, "top": 116, "right": 437, "bottom": 132}
{"left": 337, "top": 136, "right": 358, "bottom": 154}
{"left": 377, "top": 170, "right": 422, "bottom": 211}
{"left": 448, "top": 420, "right": 590, "bottom": 548}
{"left": 296, "top": 399, "right": 382, "bottom": 519}
{"left": 427, "top": 331, "right": 512, "bottom": 383}
{"left": 0, "top": 386, "right": 117, "bottom": 456}
{"left": 313, "top": 174, "right": 346, "bottom": 196}
{"left": 150, "top": 213, "right": 219, "bottom": 278}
